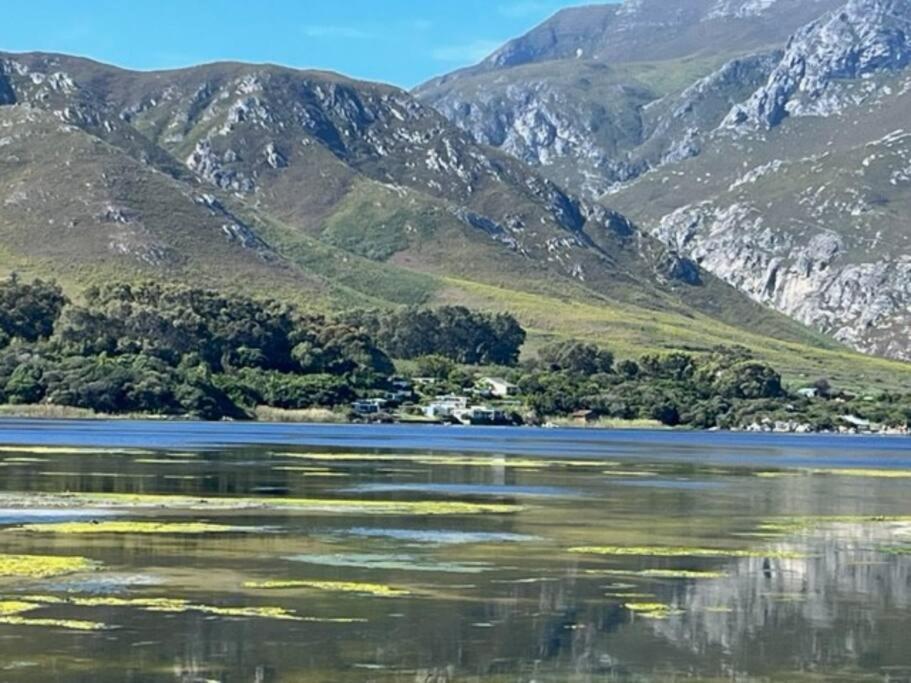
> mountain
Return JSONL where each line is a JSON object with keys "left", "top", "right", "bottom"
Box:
{"left": 416, "top": 0, "right": 844, "bottom": 196}
{"left": 417, "top": 0, "right": 911, "bottom": 363}
{"left": 0, "top": 50, "right": 904, "bottom": 389}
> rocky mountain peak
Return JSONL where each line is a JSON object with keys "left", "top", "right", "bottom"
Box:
{"left": 725, "top": 0, "right": 911, "bottom": 128}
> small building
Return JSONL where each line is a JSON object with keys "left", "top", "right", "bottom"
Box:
{"left": 351, "top": 401, "right": 381, "bottom": 415}
{"left": 389, "top": 377, "right": 413, "bottom": 391}
{"left": 423, "top": 396, "right": 469, "bottom": 419}
{"left": 840, "top": 414, "right": 872, "bottom": 429}
{"left": 479, "top": 377, "right": 519, "bottom": 398}
{"left": 383, "top": 390, "right": 414, "bottom": 405}
{"left": 453, "top": 406, "right": 511, "bottom": 426}
{"left": 572, "top": 409, "right": 598, "bottom": 424}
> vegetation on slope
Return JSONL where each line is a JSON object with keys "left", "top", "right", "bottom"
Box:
{"left": 0, "top": 277, "right": 907, "bottom": 431}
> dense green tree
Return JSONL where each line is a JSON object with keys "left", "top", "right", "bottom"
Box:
{"left": 639, "top": 353, "right": 696, "bottom": 381}
{"left": 713, "top": 361, "right": 784, "bottom": 400}
{"left": 538, "top": 341, "right": 614, "bottom": 375}
{"left": 0, "top": 277, "right": 67, "bottom": 345}
{"left": 414, "top": 355, "right": 456, "bottom": 380}
{"left": 344, "top": 306, "right": 525, "bottom": 365}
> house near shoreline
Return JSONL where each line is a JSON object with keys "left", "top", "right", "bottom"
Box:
{"left": 452, "top": 406, "right": 511, "bottom": 426}
{"left": 479, "top": 377, "right": 519, "bottom": 398}
{"left": 423, "top": 395, "right": 469, "bottom": 419}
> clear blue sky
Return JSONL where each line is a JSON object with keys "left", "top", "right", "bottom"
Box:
{"left": 0, "top": 1, "right": 604, "bottom": 88}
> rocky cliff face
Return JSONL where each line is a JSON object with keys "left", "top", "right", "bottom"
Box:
{"left": 724, "top": 0, "right": 911, "bottom": 128}
{"left": 608, "top": 38, "right": 911, "bottom": 359}
{"left": 652, "top": 199, "right": 911, "bottom": 358}
{"left": 421, "top": 0, "right": 911, "bottom": 361}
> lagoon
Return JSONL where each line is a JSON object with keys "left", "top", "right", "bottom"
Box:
{"left": 0, "top": 420, "right": 908, "bottom": 681}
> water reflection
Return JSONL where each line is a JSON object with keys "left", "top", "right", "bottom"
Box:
{"left": 0, "top": 421, "right": 906, "bottom": 681}
{"left": 650, "top": 524, "right": 911, "bottom": 676}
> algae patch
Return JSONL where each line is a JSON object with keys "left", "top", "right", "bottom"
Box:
{"left": 20, "top": 595, "right": 357, "bottom": 623}
{"left": 30, "top": 492, "right": 522, "bottom": 516}
{"left": 245, "top": 580, "right": 410, "bottom": 597}
{"left": 569, "top": 545, "right": 806, "bottom": 559}
{"left": 0, "top": 600, "right": 40, "bottom": 616}
{"left": 624, "top": 602, "right": 684, "bottom": 619}
{"left": 0, "top": 599, "right": 108, "bottom": 631}
{"left": 594, "top": 569, "right": 727, "bottom": 579}
{"left": 15, "top": 522, "right": 257, "bottom": 535}
{"left": 0, "top": 615, "right": 108, "bottom": 631}
{"left": 0, "top": 554, "right": 98, "bottom": 579}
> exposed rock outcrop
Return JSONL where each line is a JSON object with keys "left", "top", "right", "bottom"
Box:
{"left": 724, "top": 0, "right": 911, "bottom": 128}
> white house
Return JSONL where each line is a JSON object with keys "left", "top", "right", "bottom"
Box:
{"left": 480, "top": 377, "right": 518, "bottom": 398}
{"left": 423, "top": 395, "right": 469, "bottom": 419}
{"left": 453, "top": 406, "right": 510, "bottom": 425}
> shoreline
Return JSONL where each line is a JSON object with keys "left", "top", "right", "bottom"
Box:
{"left": 0, "top": 405, "right": 906, "bottom": 436}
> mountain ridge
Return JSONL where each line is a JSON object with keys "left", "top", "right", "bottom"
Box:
{"left": 0, "top": 48, "right": 906, "bottom": 390}
{"left": 418, "top": 0, "right": 911, "bottom": 362}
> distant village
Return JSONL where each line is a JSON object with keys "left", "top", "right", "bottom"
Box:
{"left": 350, "top": 374, "right": 910, "bottom": 434}
{"left": 351, "top": 376, "right": 524, "bottom": 426}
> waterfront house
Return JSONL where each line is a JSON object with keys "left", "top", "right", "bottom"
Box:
{"left": 423, "top": 395, "right": 469, "bottom": 419}
{"left": 479, "top": 377, "right": 519, "bottom": 398}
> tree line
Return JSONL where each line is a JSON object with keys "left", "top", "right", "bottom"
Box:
{"left": 0, "top": 278, "right": 525, "bottom": 419}
{"left": 0, "top": 277, "right": 907, "bottom": 430}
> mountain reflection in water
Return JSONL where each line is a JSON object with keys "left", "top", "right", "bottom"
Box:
{"left": 0, "top": 420, "right": 906, "bottom": 682}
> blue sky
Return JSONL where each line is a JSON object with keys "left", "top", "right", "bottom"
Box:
{"left": 0, "top": 1, "right": 604, "bottom": 88}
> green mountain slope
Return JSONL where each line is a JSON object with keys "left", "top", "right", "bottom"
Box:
{"left": 0, "top": 50, "right": 907, "bottom": 389}
{"left": 418, "top": 0, "right": 911, "bottom": 368}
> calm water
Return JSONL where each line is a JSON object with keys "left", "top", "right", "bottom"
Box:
{"left": 0, "top": 420, "right": 909, "bottom": 682}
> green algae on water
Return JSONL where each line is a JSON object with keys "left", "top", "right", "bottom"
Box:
{"left": 244, "top": 580, "right": 410, "bottom": 597}
{"left": 0, "top": 599, "right": 109, "bottom": 630}
{"left": 20, "top": 594, "right": 359, "bottom": 623}
{"left": 604, "top": 592, "right": 656, "bottom": 599}
{"left": 14, "top": 521, "right": 257, "bottom": 535}
{"left": 0, "top": 554, "right": 98, "bottom": 579}
{"left": 758, "top": 515, "right": 911, "bottom": 536}
{"left": 0, "top": 615, "right": 109, "bottom": 631}
{"left": 32, "top": 492, "right": 523, "bottom": 516}
{"left": 602, "top": 569, "right": 728, "bottom": 579}
{"left": 569, "top": 545, "right": 807, "bottom": 559}
{"left": 624, "top": 602, "right": 685, "bottom": 619}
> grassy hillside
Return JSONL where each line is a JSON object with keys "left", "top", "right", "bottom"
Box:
{"left": 0, "top": 51, "right": 907, "bottom": 394}
{"left": 436, "top": 278, "right": 911, "bottom": 393}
